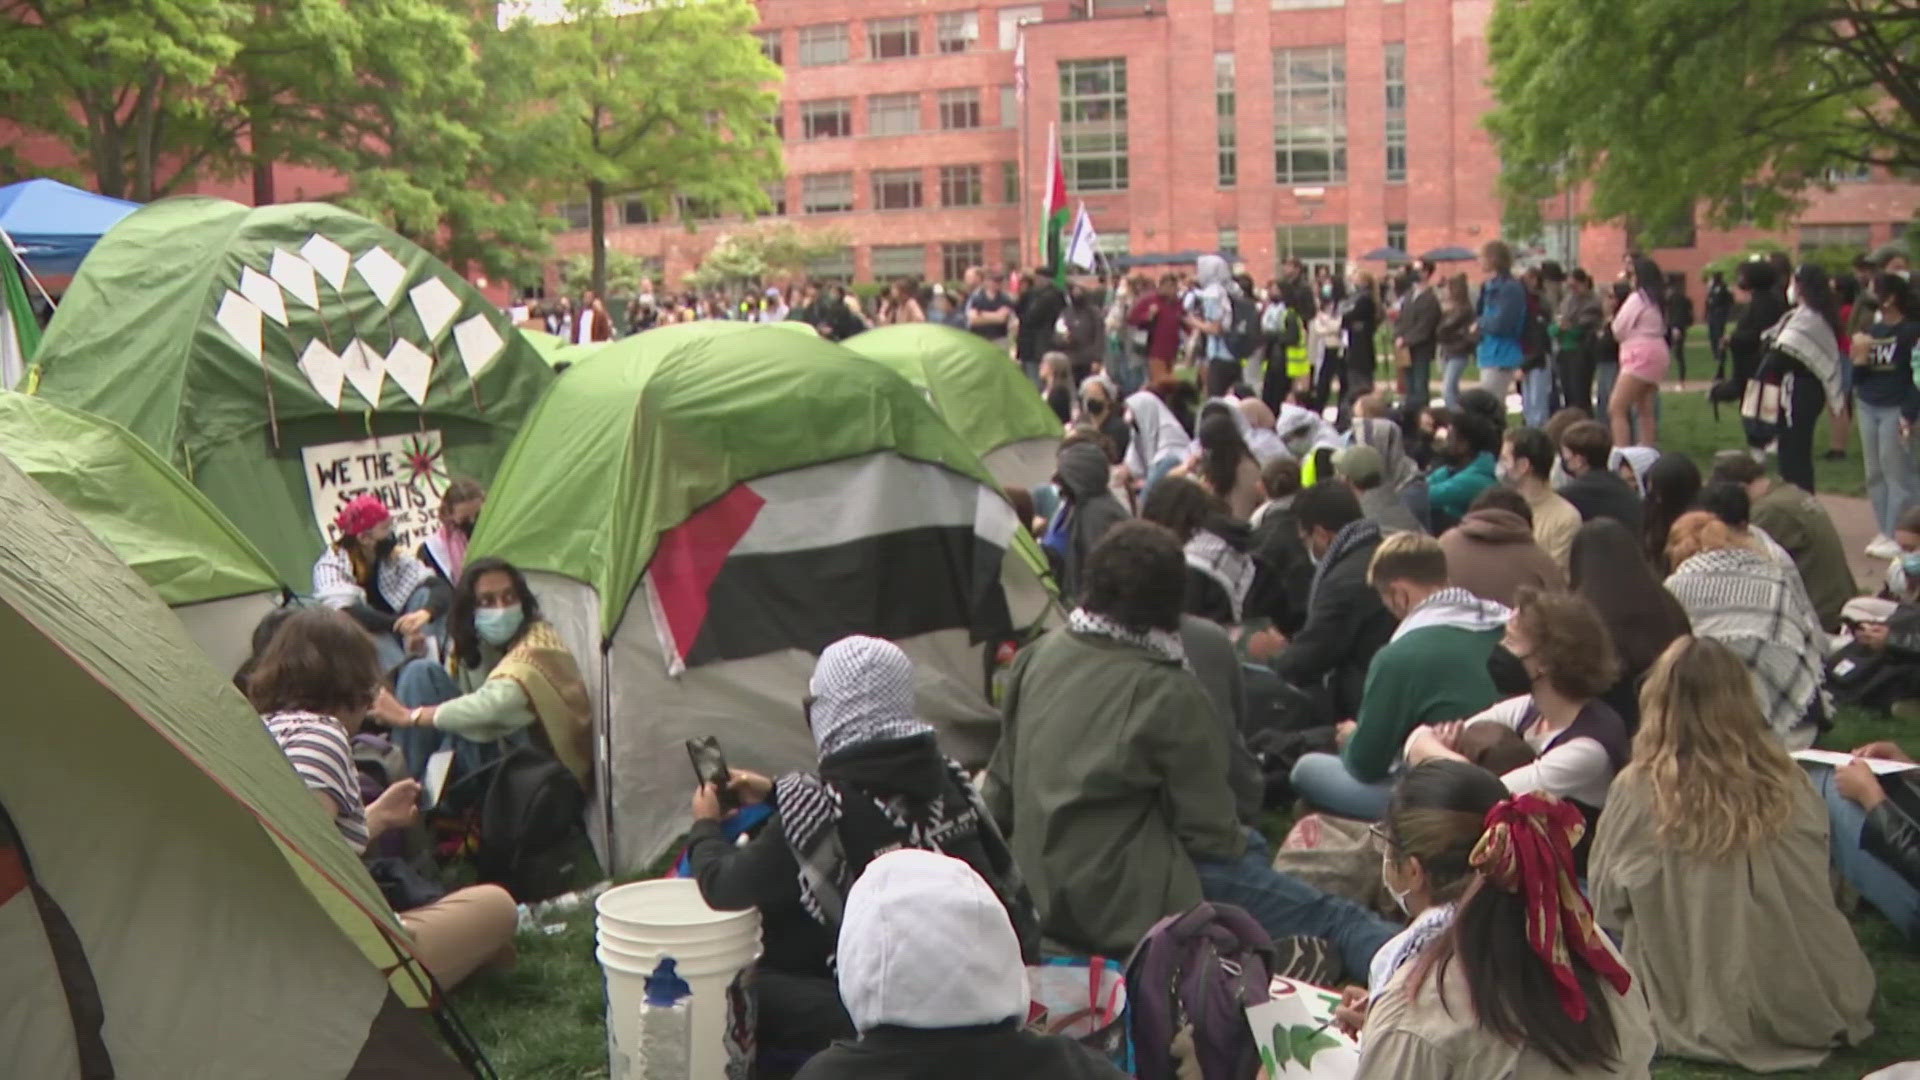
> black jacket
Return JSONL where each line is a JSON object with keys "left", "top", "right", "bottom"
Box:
{"left": 1728, "top": 289, "right": 1790, "bottom": 386}
{"left": 1398, "top": 287, "right": 1442, "bottom": 350}
{"left": 1270, "top": 527, "right": 1394, "bottom": 719}
{"left": 1249, "top": 503, "right": 1314, "bottom": 635}
{"left": 1017, "top": 283, "right": 1068, "bottom": 365}
{"left": 1865, "top": 776, "right": 1920, "bottom": 899}
{"left": 689, "top": 736, "right": 1036, "bottom": 981}
{"left": 1559, "top": 469, "right": 1644, "bottom": 535}
{"left": 1180, "top": 615, "right": 1265, "bottom": 825}
{"left": 796, "top": 1024, "right": 1130, "bottom": 1080}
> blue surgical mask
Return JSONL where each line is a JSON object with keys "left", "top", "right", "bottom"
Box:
{"left": 1901, "top": 552, "right": 1920, "bottom": 577}
{"left": 474, "top": 604, "right": 525, "bottom": 646}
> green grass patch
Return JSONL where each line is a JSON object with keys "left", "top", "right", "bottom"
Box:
{"left": 455, "top": 711, "right": 1917, "bottom": 1079}
{"left": 1657, "top": 386, "right": 1865, "bottom": 499}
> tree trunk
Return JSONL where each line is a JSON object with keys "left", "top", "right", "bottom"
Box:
{"left": 250, "top": 83, "right": 276, "bottom": 205}
{"left": 588, "top": 178, "right": 608, "bottom": 298}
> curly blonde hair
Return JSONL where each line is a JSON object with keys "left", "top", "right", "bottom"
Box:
{"left": 1663, "top": 509, "right": 1750, "bottom": 568}
{"left": 1625, "top": 636, "right": 1804, "bottom": 856}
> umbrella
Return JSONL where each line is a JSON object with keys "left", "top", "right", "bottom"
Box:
{"left": 1360, "top": 246, "right": 1409, "bottom": 263}
{"left": 1422, "top": 246, "right": 1477, "bottom": 263}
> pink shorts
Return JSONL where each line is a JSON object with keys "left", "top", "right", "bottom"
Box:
{"left": 1618, "top": 337, "right": 1670, "bottom": 383}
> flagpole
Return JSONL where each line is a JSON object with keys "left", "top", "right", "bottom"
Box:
{"left": 1016, "top": 28, "right": 1030, "bottom": 278}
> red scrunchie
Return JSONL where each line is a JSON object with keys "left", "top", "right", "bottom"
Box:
{"left": 1470, "top": 792, "right": 1632, "bottom": 1022}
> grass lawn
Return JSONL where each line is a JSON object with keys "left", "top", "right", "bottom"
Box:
{"left": 454, "top": 708, "right": 1918, "bottom": 1079}
{"left": 1653, "top": 384, "right": 1865, "bottom": 499}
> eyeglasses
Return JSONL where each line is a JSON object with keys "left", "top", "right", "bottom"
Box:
{"left": 1368, "top": 823, "right": 1401, "bottom": 854}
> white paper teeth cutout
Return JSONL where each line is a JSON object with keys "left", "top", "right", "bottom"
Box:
{"left": 409, "top": 277, "right": 462, "bottom": 340}
{"left": 238, "top": 266, "right": 288, "bottom": 326}
{"left": 299, "top": 234, "right": 351, "bottom": 292}
{"left": 269, "top": 249, "right": 320, "bottom": 309}
{"left": 353, "top": 245, "right": 407, "bottom": 308}
{"left": 340, "top": 338, "right": 388, "bottom": 406}
{"left": 452, "top": 314, "right": 505, "bottom": 379}
{"left": 213, "top": 290, "right": 263, "bottom": 361}
{"left": 385, "top": 339, "right": 435, "bottom": 406}
{"left": 297, "top": 339, "right": 346, "bottom": 407}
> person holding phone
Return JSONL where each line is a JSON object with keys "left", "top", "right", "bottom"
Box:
{"left": 687, "top": 636, "right": 1037, "bottom": 1055}
{"left": 249, "top": 607, "right": 516, "bottom": 991}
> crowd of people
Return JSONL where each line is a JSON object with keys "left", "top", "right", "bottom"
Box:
{"left": 221, "top": 237, "right": 1920, "bottom": 1079}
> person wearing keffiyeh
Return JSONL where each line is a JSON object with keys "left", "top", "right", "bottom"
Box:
{"left": 688, "top": 636, "right": 1036, "bottom": 1054}
{"left": 1356, "top": 791, "right": 1655, "bottom": 1080}
{"left": 311, "top": 493, "right": 449, "bottom": 669}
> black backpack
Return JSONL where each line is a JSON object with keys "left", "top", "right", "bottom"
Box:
{"left": 1521, "top": 293, "right": 1552, "bottom": 369}
{"left": 1221, "top": 292, "right": 1261, "bottom": 360}
{"left": 474, "top": 745, "right": 589, "bottom": 902}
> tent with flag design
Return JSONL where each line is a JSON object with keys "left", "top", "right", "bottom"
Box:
{"left": 29, "top": 196, "right": 554, "bottom": 586}
{"left": 0, "top": 450, "right": 462, "bottom": 1078}
{"left": 471, "top": 322, "right": 1055, "bottom": 872}
{"left": 0, "top": 392, "right": 287, "bottom": 675}
{"left": 843, "top": 322, "right": 1063, "bottom": 489}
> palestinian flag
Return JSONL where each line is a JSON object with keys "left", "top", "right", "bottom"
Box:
{"left": 639, "top": 453, "right": 1020, "bottom": 676}
{"left": 1041, "top": 122, "right": 1068, "bottom": 284}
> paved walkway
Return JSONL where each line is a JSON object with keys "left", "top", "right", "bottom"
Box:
{"left": 1820, "top": 491, "right": 1883, "bottom": 592}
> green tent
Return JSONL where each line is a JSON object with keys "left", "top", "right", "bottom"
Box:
{"left": 473, "top": 321, "right": 1053, "bottom": 870}
{"left": 29, "top": 196, "right": 554, "bottom": 586}
{"left": 518, "top": 326, "right": 606, "bottom": 369}
{"left": 843, "top": 322, "right": 1063, "bottom": 488}
{"left": 0, "top": 392, "right": 285, "bottom": 673}
{"left": 0, "top": 450, "right": 461, "bottom": 1077}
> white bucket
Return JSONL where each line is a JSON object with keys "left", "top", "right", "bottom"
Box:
{"left": 595, "top": 880, "right": 762, "bottom": 1080}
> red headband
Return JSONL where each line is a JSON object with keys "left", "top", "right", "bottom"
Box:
{"left": 333, "top": 494, "right": 390, "bottom": 539}
{"left": 1470, "top": 793, "right": 1632, "bottom": 1022}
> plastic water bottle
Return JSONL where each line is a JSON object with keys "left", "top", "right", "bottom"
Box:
{"left": 634, "top": 957, "right": 692, "bottom": 1080}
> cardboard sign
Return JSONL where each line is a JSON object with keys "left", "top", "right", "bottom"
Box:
{"left": 302, "top": 430, "right": 449, "bottom": 550}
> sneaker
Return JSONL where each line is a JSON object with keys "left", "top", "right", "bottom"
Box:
{"left": 1867, "top": 535, "right": 1902, "bottom": 560}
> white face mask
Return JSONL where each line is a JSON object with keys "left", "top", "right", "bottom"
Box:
{"left": 1381, "top": 854, "right": 1414, "bottom": 916}
{"left": 1495, "top": 460, "right": 1512, "bottom": 483}
{"left": 1787, "top": 280, "right": 1800, "bottom": 306}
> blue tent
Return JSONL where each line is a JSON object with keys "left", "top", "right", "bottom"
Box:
{"left": 0, "top": 179, "right": 140, "bottom": 275}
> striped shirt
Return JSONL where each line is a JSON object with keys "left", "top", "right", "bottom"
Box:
{"left": 263, "top": 711, "right": 369, "bottom": 854}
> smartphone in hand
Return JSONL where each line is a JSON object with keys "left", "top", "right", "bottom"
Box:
{"left": 686, "top": 735, "right": 739, "bottom": 811}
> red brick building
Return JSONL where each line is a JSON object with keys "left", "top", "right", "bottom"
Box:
{"left": 577, "top": 0, "right": 1920, "bottom": 291}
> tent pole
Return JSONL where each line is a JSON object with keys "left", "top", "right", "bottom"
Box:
{"left": 0, "top": 227, "right": 58, "bottom": 309}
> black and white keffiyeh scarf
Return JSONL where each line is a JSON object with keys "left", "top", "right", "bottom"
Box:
{"left": 1068, "top": 606, "right": 1188, "bottom": 665}
{"left": 1184, "top": 530, "right": 1256, "bottom": 624}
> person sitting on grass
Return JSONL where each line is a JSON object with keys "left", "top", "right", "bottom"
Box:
{"left": 250, "top": 607, "right": 516, "bottom": 991}
{"left": 375, "top": 558, "right": 592, "bottom": 791}
{"left": 1806, "top": 739, "right": 1920, "bottom": 943}
{"left": 988, "top": 521, "right": 1396, "bottom": 981}
{"left": 1355, "top": 791, "right": 1653, "bottom": 1079}
{"left": 1425, "top": 409, "right": 1501, "bottom": 532}
{"left": 691, "top": 635, "right": 1036, "bottom": 1055}
{"left": 1590, "top": 636, "right": 1874, "bottom": 1073}
{"left": 1289, "top": 533, "right": 1504, "bottom": 821}
{"left": 1710, "top": 450, "right": 1855, "bottom": 634}
{"left": 313, "top": 493, "right": 448, "bottom": 670}
{"left": 795, "top": 849, "right": 1129, "bottom": 1080}
{"left": 1500, "top": 426, "right": 1581, "bottom": 571}
{"left": 1330, "top": 760, "right": 1510, "bottom": 1041}
{"left": 1437, "top": 486, "right": 1565, "bottom": 608}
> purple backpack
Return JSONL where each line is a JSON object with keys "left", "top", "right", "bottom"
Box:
{"left": 1125, "top": 901, "right": 1277, "bottom": 1080}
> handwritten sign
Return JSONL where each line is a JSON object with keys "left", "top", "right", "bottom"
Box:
{"left": 301, "top": 430, "right": 449, "bottom": 550}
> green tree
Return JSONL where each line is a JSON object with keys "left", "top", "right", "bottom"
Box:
{"left": 560, "top": 250, "right": 652, "bottom": 297}
{"left": 685, "top": 222, "right": 851, "bottom": 290}
{"left": 1486, "top": 0, "right": 1920, "bottom": 238}
{"left": 514, "top": 0, "right": 784, "bottom": 296}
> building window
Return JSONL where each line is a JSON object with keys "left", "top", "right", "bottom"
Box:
{"left": 940, "top": 164, "right": 984, "bottom": 207}
{"left": 801, "top": 172, "right": 855, "bottom": 214}
{"left": 1271, "top": 0, "right": 1342, "bottom": 8}
{"left": 1276, "top": 224, "right": 1346, "bottom": 276}
{"left": 871, "top": 168, "right": 924, "bottom": 211}
{"left": 1798, "top": 223, "right": 1873, "bottom": 253}
{"left": 1002, "top": 161, "right": 1020, "bottom": 204}
{"left": 1215, "top": 52, "right": 1237, "bottom": 188}
{"left": 1097, "top": 233, "right": 1130, "bottom": 258}
{"left": 809, "top": 247, "right": 855, "bottom": 283}
{"left": 798, "top": 24, "right": 849, "bottom": 67}
{"left": 1273, "top": 46, "right": 1346, "bottom": 184}
{"left": 1826, "top": 164, "right": 1873, "bottom": 184}
{"left": 620, "top": 197, "right": 655, "bottom": 226}
{"left": 1218, "top": 227, "right": 1240, "bottom": 256}
{"left": 867, "top": 16, "right": 919, "bottom": 60}
{"left": 1386, "top": 222, "right": 1407, "bottom": 254}
{"left": 675, "top": 195, "right": 721, "bottom": 221}
{"left": 937, "top": 11, "right": 979, "bottom": 53}
{"left": 1001, "top": 237, "right": 1021, "bottom": 270}
{"left": 1384, "top": 43, "right": 1407, "bottom": 183}
{"left": 770, "top": 110, "right": 784, "bottom": 140}
{"left": 1060, "top": 58, "right": 1129, "bottom": 192}
{"left": 939, "top": 88, "right": 983, "bottom": 130}
{"left": 763, "top": 181, "right": 787, "bottom": 216}
{"left": 800, "top": 99, "right": 852, "bottom": 140}
{"left": 1000, "top": 85, "right": 1018, "bottom": 127}
{"left": 943, "top": 242, "right": 986, "bottom": 282}
{"left": 872, "top": 244, "right": 926, "bottom": 280}
{"left": 754, "top": 29, "right": 783, "bottom": 66}
{"left": 869, "top": 93, "right": 921, "bottom": 136}
{"left": 558, "top": 200, "right": 593, "bottom": 231}
{"left": 999, "top": 5, "right": 1042, "bottom": 49}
